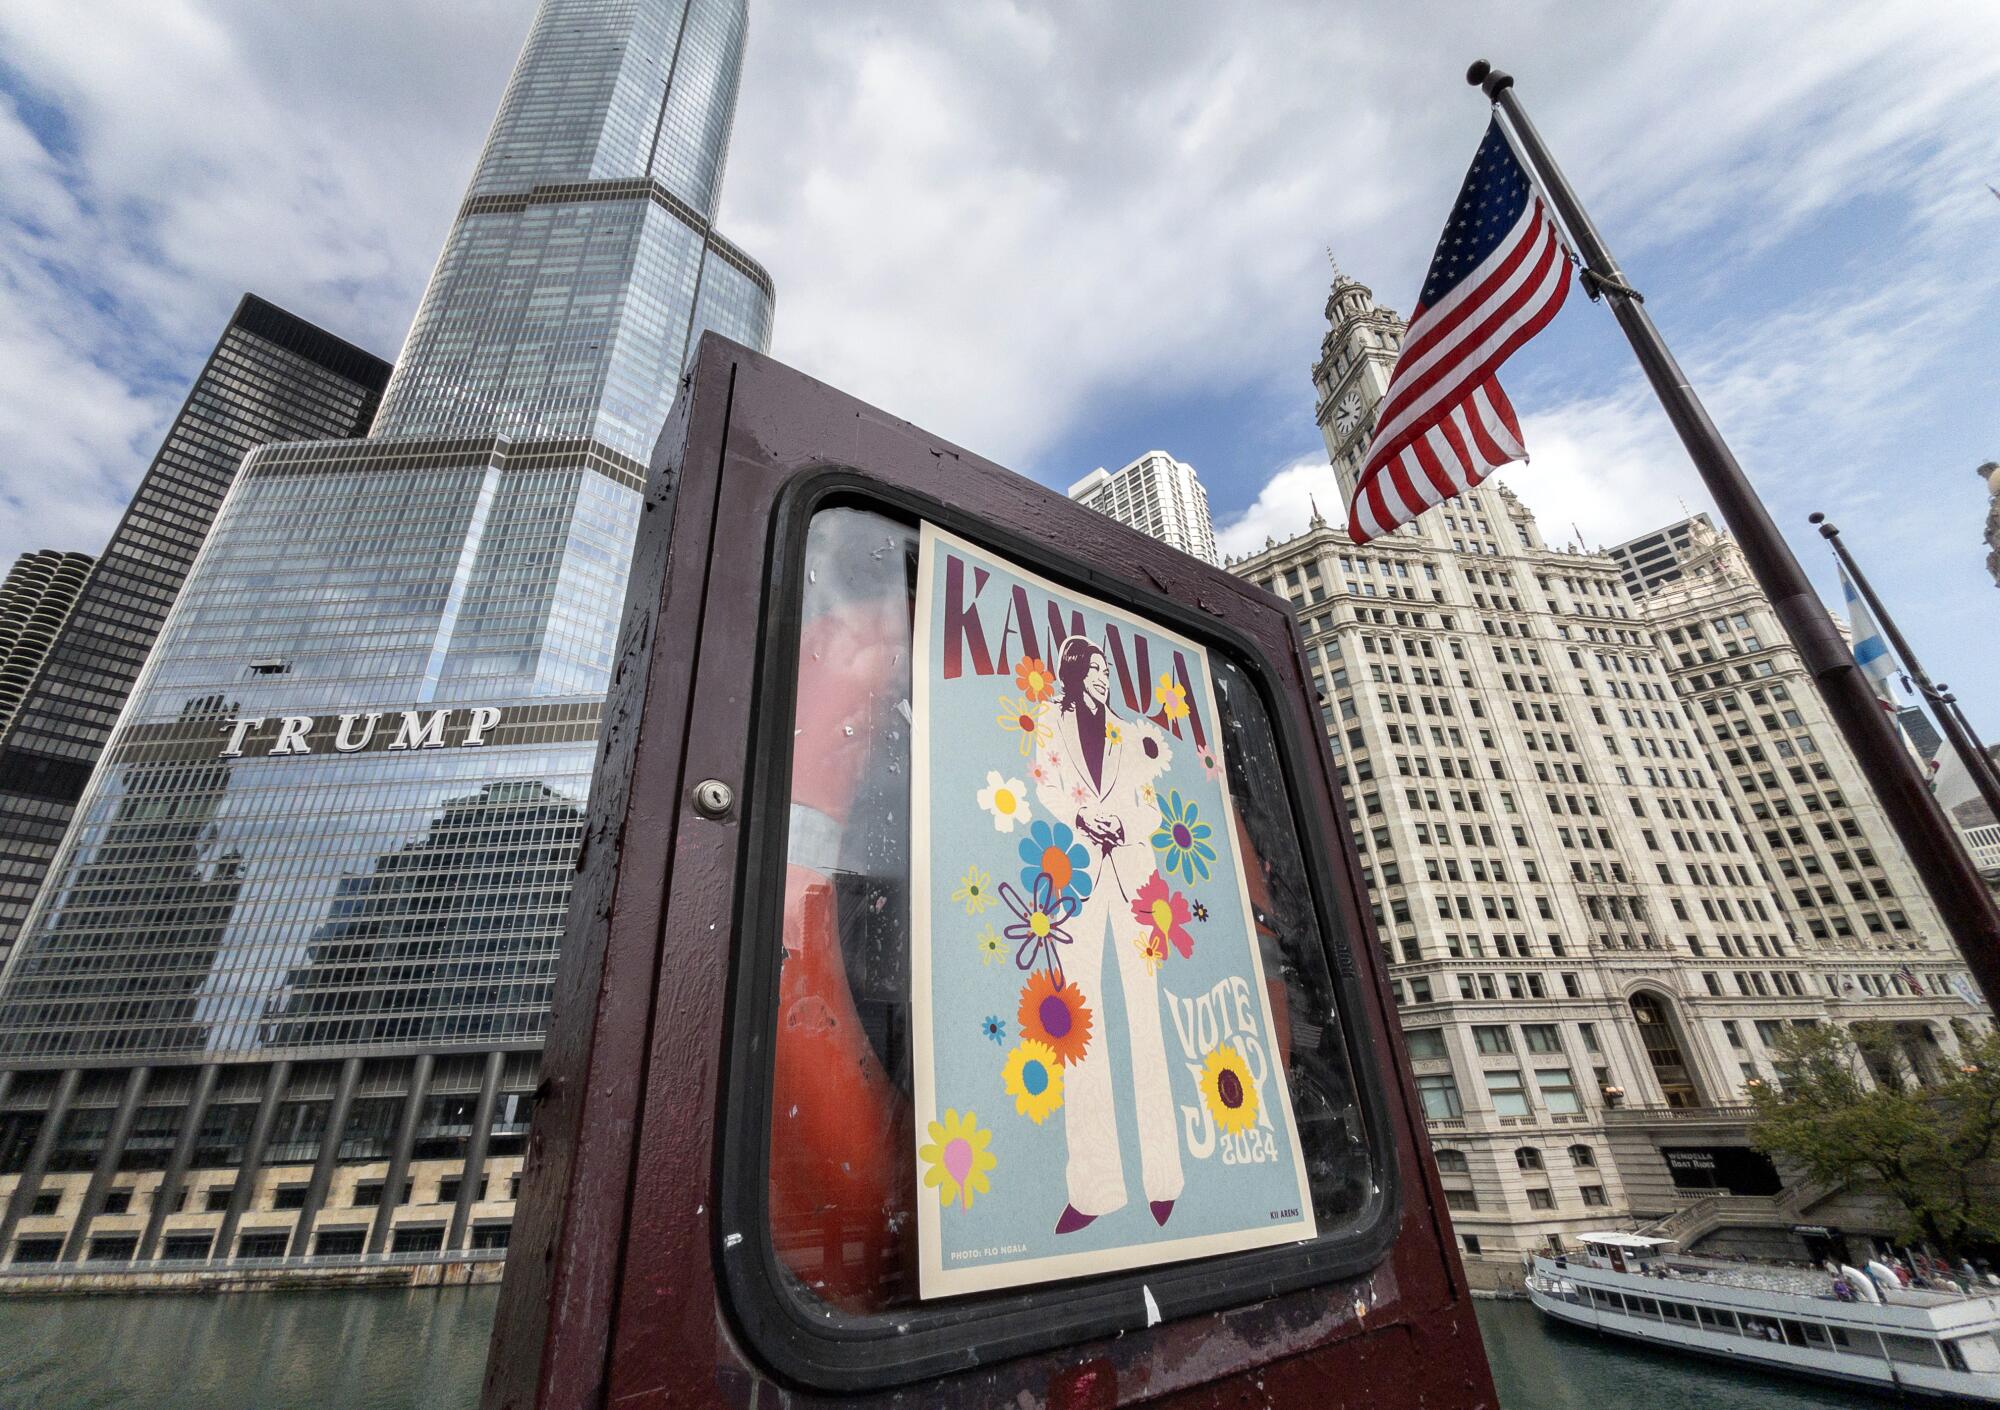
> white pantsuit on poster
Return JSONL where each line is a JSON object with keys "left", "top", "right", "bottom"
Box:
{"left": 1034, "top": 698, "right": 1185, "bottom": 1220}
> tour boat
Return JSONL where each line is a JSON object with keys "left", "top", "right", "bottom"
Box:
{"left": 1525, "top": 1231, "right": 2000, "bottom": 1403}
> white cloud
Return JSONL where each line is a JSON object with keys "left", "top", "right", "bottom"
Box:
{"left": 1215, "top": 454, "right": 1342, "bottom": 560}
{"left": 4, "top": 0, "right": 2000, "bottom": 651}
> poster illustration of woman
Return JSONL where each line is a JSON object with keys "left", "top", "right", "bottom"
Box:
{"left": 909, "top": 521, "right": 1316, "bottom": 1299}
{"left": 1033, "top": 636, "right": 1184, "bottom": 1233}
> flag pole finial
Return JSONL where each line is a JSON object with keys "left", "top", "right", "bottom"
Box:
{"left": 1466, "top": 61, "right": 1513, "bottom": 99}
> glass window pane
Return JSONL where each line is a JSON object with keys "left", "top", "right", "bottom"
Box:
{"left": 760, "top": 506, "right": 1379, "bottom": 1323}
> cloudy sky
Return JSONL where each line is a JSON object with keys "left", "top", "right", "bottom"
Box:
{"left": 2, "top": 1, "right": 1997, "bottom": 726}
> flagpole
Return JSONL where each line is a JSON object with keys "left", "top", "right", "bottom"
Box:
{"left": 1810, "top": 512, "right": 2000, "bottom": 822}
{"left": 1464, "top": 61, "right": 2000, "bottom": 1000}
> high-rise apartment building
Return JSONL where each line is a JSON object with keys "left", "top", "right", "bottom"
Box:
{"left": 0, "top": 298, "right": 390, "bottom": 969}
{"left": 0, "top": 552, "right": 93, "bottom": 741}
{"left": 0, "top": 0, "right": 770, "bottom": 1274}
{"left": 1603, "top": 515, "right": 1716, "bottom": 598}
{"left": 1068, "top": 451, "right": 1220, "bottom": 565}
{"left": 1215, "top": 271, "right": 1984, "bottom": 1262}
{"left": 1627, "top": 519, "right": 1956, "bottom": 954}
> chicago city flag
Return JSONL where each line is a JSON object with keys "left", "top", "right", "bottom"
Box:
{"left": 1347, "top": 119, "right": 1573, "bottom": 544}
{"left": 1839, "top": 563, "right": 1899, "bottom": 709}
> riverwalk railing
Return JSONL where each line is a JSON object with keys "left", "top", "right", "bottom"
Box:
{"left": 2, "top": 1248, "right": 507, "bottom": 1279}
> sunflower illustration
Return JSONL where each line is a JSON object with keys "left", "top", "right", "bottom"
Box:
{"left": 919, "top": 1108, "right": 997, "bottom": 1211}
{"left": 1200, "top": 1045, "right": 1260, "bottom": 1136}
{"left": 1001, "top": 1040, "right": 1065, "bottom": 1124}
{"left": 1016, "top": 969, "right": 1093, "bottom": 1068}
{"left": 1155, "top": 672, "right": 1191, "bottom": 721}
{"left": 1014, "top": 655, "right": 1055, "bottom": 703}
{"left": 1133, "top": 929, "right": 1166, "bottom": 977}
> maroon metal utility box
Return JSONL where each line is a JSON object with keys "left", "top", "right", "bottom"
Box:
{"left": 481, "top": 335, "right": 1497, "bottom": 1408}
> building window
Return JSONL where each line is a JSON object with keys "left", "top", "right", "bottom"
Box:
{"left": 353, "top": 1182, "right": 384, "bottom": 1208}
{"left": 313, "top": 1229, "right": 366, "bottom": 1257}
{"left": 1536, "top": 1069, "right": 1582, "bottom": 1115}
{"left": 437, "top": 1176, "right": 463, "bottom": 1207}
{"left": 160, "top": 1234, "right": 214, "bottom": 1261}
{"left": 1405, "top": 1029, "right": 1447, "bottom": 1061}
{"left": 1473, "top": 1025, "right": 1514, "bottom": 1055}
{"left": 1445, "top": 1189, "right": 1479, "bottom": 1212}
{"left": 1433, "top": 1148, "right": 1470, "bottom": 1174}
{"left": 30, "top": 1191, "right": 60, "bottom": 1217}
{"left": 391, "top": 1225, "right": 445, "bottom": 1255}
{"left": 1487, "top": 1071, "right": 1530, "bottom": 1117}
{"left": 236, "top": 1231, "right": 290, "bottom": 1260}
{"left": 1580, "top": 1186, "right": 1608, "bottom": 1207}
{"left": 1526, "top": 1189, "right": 1555, "bottom": 1210}
{"left": 471, "top": 1223, "right": 512, "bottom": 1251}
{"left": 12, "top": 1237, "right": 63, "bottom": 1264}
{"left": 86, "top": 1235, "right": 138, "bottom": 1262}
{"left": 1462, "top": 1234, "right": 1483, "bottom": 1255}
{"left": 100, "top": 1189, "right": 132, "bottom": 1216}
{"left": 1568, "top": 1144, "right": 1596, "bottom": 1168}
{"left": 273, "top": 1185, "right": 309, "bottom": 1211}
{"left": 1417, "top": 1075, "right": 1463, "bottom": 1120}
{"left": 1515, "top": 1147, "right": 1544, "bottom": 1171}
{"left": 204, "top": 1186, "right": 235, "bottom": 1213}
{"left": 1521, "top": 1024, "right": 1562, "bottom": 1054}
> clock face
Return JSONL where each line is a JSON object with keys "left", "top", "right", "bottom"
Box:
{"left": 1334, "top": 388, "right": 1365, "bottom": 438}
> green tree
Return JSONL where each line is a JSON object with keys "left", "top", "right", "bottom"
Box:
{"left": 1748, "top": 1022, "right": 2000, "bottom": 1257}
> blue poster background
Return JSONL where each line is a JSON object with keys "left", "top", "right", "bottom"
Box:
{"left": 912, "top": 523, "right": 1316, "bottom": 1298}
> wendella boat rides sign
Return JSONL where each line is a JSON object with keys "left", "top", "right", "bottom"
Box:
{"left": 910, "top": 523, "right": 1316, "bottom": 1299}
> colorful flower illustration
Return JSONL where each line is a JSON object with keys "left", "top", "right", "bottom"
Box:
{"left": 975, "top": 924, "right": 1005, "bottom": 965}
{"left": 1134, "top": 930, "right": 1166, "bottom": 977}
{"left": 1130, "top": 870, "right": 1194, "bottom": 960}
{"left": 952, "top": 864, "right": 996, "bottom": 915}
{"left": 1152, "top": 790, "right": 1217, "bottom": 884}
{"left": 1139, "top": 781, "right": 1156, "bottom": 806}
{"left": 976, "top": 770, "right": 1031, "bottom": 832}
{"left": 980, "top": 1014, "right": 1007, "bottom": 1046}
{"left": 996, "top": 695, "right": 1053, "bottom": 756}
{"left": 1197, "top": 744, "right": 1221, "bottom": 780}
{"left": 1014, "top": 656, "right": 1056, "bottom": 703}
{"left": 1200, "top": 1045, "right": 1260, "bottom": 1136}
{"left": 919, "top": 1108, "right": 997, "bottom": 1211}
{"left": 1017, "top": 969, "right": 1094, "bottom": 1068}
{"left": 1105, "top": 720, "right": 1123, "bottom": 747}
{"left": 1155, "top": 672, "right": 1191, "bottom": 721}
{"left": 1016, "top": 819, "right": 1092, "bottom": 902}
{"left": 1190, "top": 900, "right": 1210, "bottom": 923}
{"left": 1002, "top": 1040, "right": 1065, "bottom": 1124}
{"left": 998, "top": 873, "right": 1079, "bottom": 979}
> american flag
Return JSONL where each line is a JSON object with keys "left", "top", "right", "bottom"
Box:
{"left": 1346, "top": 119, "right": 1573, "bottom": 544}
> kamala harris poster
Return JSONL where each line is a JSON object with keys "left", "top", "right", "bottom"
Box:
{"left": 910, "top": 522, "right": 1316, "bottom": 1299}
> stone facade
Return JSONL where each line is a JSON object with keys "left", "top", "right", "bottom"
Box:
{"left": 1205, "top": 273, "right": 1988, "bottom": 1257}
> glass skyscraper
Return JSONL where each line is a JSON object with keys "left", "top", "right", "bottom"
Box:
{"left": 0, "top": 297, "right": 391, "bottom": 971}
{"left": 0, "top": 0, "right": 770, "bottom": 1271}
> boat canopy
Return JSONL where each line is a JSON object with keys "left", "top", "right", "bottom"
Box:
{"left": 1577, "top": 1232, "right": 1671, "bottom": 1251}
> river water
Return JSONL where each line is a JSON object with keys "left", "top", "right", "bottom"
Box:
{"left": 0, "top": 1285, "right": 1841, "bottom": 1408}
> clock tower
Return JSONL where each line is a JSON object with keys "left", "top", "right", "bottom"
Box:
{"left": 1312, "top": 264, "right": 1407, "bottom": 503}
